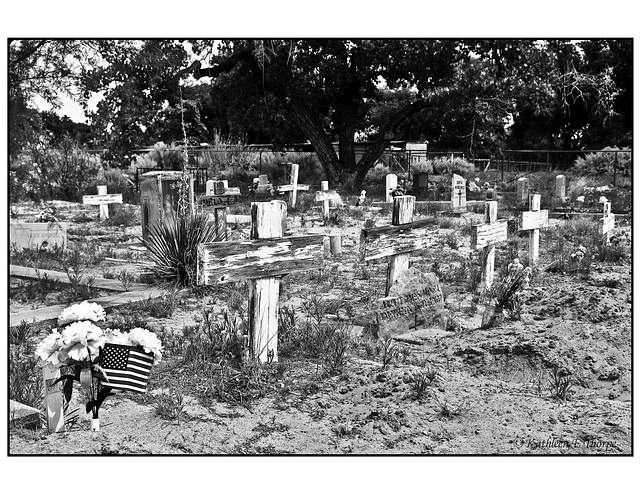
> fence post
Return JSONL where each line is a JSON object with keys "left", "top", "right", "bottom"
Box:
{"left": 614, "top": 151, "right": 618, "bottom": 186}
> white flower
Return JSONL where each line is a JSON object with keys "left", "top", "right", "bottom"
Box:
{"left": 576, "top": 196, "right": 585, "bottom": 203}
{"left": 35, "top": 330, "right": 64, "bottom": 366}
{"left": 58, "top": 320, "right": 106, "bottom": 363}
{"left": 127, "top": 327, "right": 163, "bottom": 365}
{"left": 103, "top": 327, "right": 129, "bottom": 345}
{"left": 57, "top": 301, "right": 106, "bottom": 326}
{"left": 598, "top": 196, "right": 608, "bottom": 204}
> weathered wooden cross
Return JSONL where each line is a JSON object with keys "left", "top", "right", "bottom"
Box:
{"left": 471, "top": 201, "right": 508, "bottom": 289}
{"left": 274, "top": 163, "right": 310, "bottom": 208}
{"left": 360, "top": 195, "right": 437, "bottom": 295}
{"left": 82, "top": 185, "right": 123, "bottom": 220}
{"left": 197, "top": 201, "right": 325, "bottom": 362}
{"left": 518, "top": 193, "right": 549, "bottom": 265}
{"left": 601, "top": 200, "right": 615, "bottom": 244}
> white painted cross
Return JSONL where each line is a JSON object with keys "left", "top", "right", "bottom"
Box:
{"left": 274, "top": 164, "right": 310, "bottom": 208}
{"left": 601, "top": 201, "right": 615, "bottom": 244}
{"left": 82, "top": 185, "right": 123, "bottom": 220}
{"left": 518, "top": 193, "right": 549, "bottom": 264}
{"left": 197, "top": 201, "right": 325, "bottom": 363}
{"left": 471, "top": 201, "right": 508, "bottom": 289}
{"left": 360, "top": 195, "right": 437, "bottom": 295}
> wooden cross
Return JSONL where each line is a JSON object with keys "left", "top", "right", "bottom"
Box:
{"left": 360, "top": 195, "right": 436, "bottom": 295}
{"left": 82, "top": 185, "right": 123, "bottom": 220}
{"left": 471, "top": 201, "right": 508, "bottom": 289}
{"left": 197, "top": 201, "right": 325, "bottom": 363}
{"left": 317, "top": 180, "right": 331, "bottom": 220}
{"left": 274, "top": 163, "right": 310, "bottom": 208}
{"left": 601, "top": 200, "right": 615, "bottom": 244}
{"left": 518, "top": 194, "right": 548, "bottom": 265}
{"left": 385, "top": 174, "right": 398, "bottom": 203}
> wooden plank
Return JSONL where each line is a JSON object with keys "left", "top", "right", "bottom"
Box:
{"left": 226, "top": 214, "right": 252, "bottom": 224}
{"left": 360, "top": 218, "right": 437, "bottom": 261}
{"left": 198, "top": 195, "right": 240, "bottom": 207}
{"left": 198, "top": 235, "right": 325, "bottom": 284}
{"left": 82, "top": 193, "right": 123, "bottom": 205}
{"left": 275, "top": 184, "right": 310, "bottom": 192}
{"left": 9, "top": 264, "right": 149, "bottom": 292}
{"left": 471, "top": 219, "right": 508, "bottom": 249}
{"left": 518, "top": 210, "right": 549, "bottom": 231}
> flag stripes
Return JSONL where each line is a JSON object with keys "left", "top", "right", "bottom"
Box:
{"left": 100, "top": 343, "right": 154, "bottom": 393}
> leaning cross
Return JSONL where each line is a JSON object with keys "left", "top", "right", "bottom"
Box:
{"left": 471, "top": 201, "right": 508, "bottom": 289}
{"left": 82, "top": 185, "right": 123, "bottom": 220}
{"left": 274, "top": 163, "right": 310, "bottom": 208}
{"left": 601, "top": 201, "right": 615, "bottom": 244}
{"left": 361, "top": 195, "right": 437, "bottom": 295}
{"left": 518, "top": 193, "right": 549, "bottom": 265}
{"left": 197, "top": 201, "right": 325, "bottom": 363}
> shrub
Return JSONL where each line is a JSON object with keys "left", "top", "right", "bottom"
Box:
{"left": 142, "top": 212, "right": 220, "bottom": 287}
{"left": 572, "top": 147, "right": 631, "bottom": 177}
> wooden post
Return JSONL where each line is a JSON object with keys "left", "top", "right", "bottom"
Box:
{"left": 386, "top": 174, "right": 397, "bottom": 203}
{"left": 471, "top": 201, "right": 508, "bottom": 290}
{"left": 43, "top": 365, "right": 64, "bottom": 433}
{"left": 288, "top": 163, "right": 300, "bottom": 208}
{"left": 601, "top": 201, "right": 615, "bottom": 244}
{"left": 516, "top": 177, "right": 529, "bottom": 204}
{"left": 198, "top": 200, "right": 325, "bottom": 363}
{"left": 82, "top": 185, "right": 123, "bottom": 221}
{"left": 518, "top": 194, "right": 549, "bottom": 265}
{"left": 320, "top": 181, "right": 330, "bottom": 220}
{"left": 387, "top": 196, "right": 414, "bottom": 294}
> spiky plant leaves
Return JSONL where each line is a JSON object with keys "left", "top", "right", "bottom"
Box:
{"left": 143, "top": 213, "right": 221, "bottom": 287}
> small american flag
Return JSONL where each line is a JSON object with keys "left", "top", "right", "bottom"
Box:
{"left": 100, "top": 343, "right": 154, "bottom": 393}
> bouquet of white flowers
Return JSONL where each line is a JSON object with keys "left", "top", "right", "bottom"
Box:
{"left": 35, "top": 301, "right": 163, "bottom": 430}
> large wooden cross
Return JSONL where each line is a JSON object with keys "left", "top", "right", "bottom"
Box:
{"left": 197, "top": 201, "right": 325, "bottom": 362}
{"left": 471, "top": 201, "right": 508, "bottom": 289}
{"left": 274, "top": 163, "right": 310, "bottom": 208}
{"left": 82, "top": 185, "right": 123, "bottom": 220}
{"left": 360, "top": 195, "right": 436, "bottom": 295}
{"left": 601, "top": 200, "right": 615, "bottom": 244}
{"left": 518, "top": 193, "right": 548, "bottom": 265}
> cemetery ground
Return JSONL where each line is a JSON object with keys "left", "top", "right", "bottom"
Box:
{"left": 8, "top": 187, "right": 632, "bottom": 455}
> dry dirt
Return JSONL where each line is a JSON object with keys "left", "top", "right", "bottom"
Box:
{"left": 8, "top": 199, "right": 632, "bottom": 455}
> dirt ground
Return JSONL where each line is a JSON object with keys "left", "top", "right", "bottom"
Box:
{"left": 8, "top": 199, "right": 632, "bottom": 455}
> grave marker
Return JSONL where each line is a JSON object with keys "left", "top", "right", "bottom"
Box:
{"left": 471, "top": 201, "right": 508, "bottom": 289}
{"left": 451, "top": 174, "right": 467, "bottom": 211}
{"left": 386, "top": 174, "right": 398, "bottom": 203}
{"left": 516, "top": 178, "right": 530, "bottom": 203}
{"left": 82, "top": 185, "right": 123, "bottom": 220}
{"left": 10, "top": 222, "right": 68, "bottom": 251}
{"left": 518, "top": 193, "right": 549, "bottom": 264}
{"left": 198, "top": 201, "right": 325, "bottom": 362}
{"left": 361, "top": 195, "right": 437, "bottom": 295}
{"left": 274, "top": 163, "right": 310, "bottom": 208}
{"left": 314, "top": 181, "right": 343, "bottom": 223}
{"left": 198, "top": 180, "right": 243, "bottom": 241}
{"left": 555, "top": 175, "right": 567, "bottom": 201}
{"left": 601, "top": 201, "right": 615, "bottom": 244}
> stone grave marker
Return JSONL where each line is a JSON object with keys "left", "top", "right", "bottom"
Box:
{"left": 360, "top": 195, "right": 437, "bottom": 295}
{"left": 518, "top": 193, "right": 549, "bottom": 264}
{"left": 486, "top": 183, "right": 498, "bottom": 201}
{"left": 601, "top": 200, "right": 615, "bottom": 244}
{"left": 471, "top": 201, "right": 508, "bottom": 289}
{"left": 10, "top": 222, "right": 68, "bottom": 251}
{"left": 198, "top": 200, "right": 325, "bottom": 362}
{"left": 386, "top": 174, "right": 398, "bottom": 203}
{"left": 516, "top": 178, "right": 530, "bottom": 204}
{"left": 555, "top": 175, "right": 567, "bottom": 201}
{"left": 274, "top": 163, "right": 310, "bottom": 208}
{"left": 82, "top": 185, "right": 123, "bottom": 220}
{"left": 205, "top": 179, "right": 241, "bottom": 197}
{"left": 451, "top": 174, "right": 467, "bottom": 212}
{"left": 376, "top": 267, "right": 444, "bottom": 336}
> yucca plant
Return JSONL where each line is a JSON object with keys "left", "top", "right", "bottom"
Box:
{"left": 142, "top": 212, "right": 220, "bottom": 287}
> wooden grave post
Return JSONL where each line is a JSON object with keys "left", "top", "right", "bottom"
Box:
{"left": 198, "top": 201, "right": 325, "bottom": 362}
{"left": 471, "top": 201, "right": 508, "bottom": 289}
{"left": 274, "top": 164, "right": 310, "bottom": 208}
{"left": 518, "top": 193, "right": 549, "bottom": 265}
{"left": 516, "top": 178, "right": 530, "bottom": 204}
{"left": 386, "top": 174, "right": 398, "bottom": 203}
{"left": 601, "top": 200, "right": 615, "bottom": 244}
{"left": 43, "top": 365, "right": 65, "bottom": 433}
{"left": 361, "top": 195, "right": 437, "bottom": 296}
{"left": 318, "top": 180, "right": 330, "bottom": 220}
{"left": 82, "top": 185, "right": 123, "bottom": 220}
